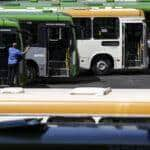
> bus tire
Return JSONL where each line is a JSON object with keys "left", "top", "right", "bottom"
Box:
{"left": 92, "top": 58, "right": 112, "bottom": 75}
{"left": 26, "top": 64, "right": 37, "bottom": 82}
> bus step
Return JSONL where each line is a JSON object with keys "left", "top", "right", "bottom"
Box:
{"left": 50, "top": 74, "right": 70, "bottom": 78}
{"left": 49, "top": 61, "right": 66, "bottom": 68}
{"left": 127, "top": 60, "right": 141, "bottom": 66}
{"left": 49, "top": 68, "right": 70, "bottom": 77}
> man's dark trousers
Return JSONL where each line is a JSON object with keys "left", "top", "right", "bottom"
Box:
{"left": 8, "top": 64, "right": 19, "bottom": 86}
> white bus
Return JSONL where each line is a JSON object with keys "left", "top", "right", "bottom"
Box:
{"left": 64, "top": 8, "right": 149, "bottom": 75}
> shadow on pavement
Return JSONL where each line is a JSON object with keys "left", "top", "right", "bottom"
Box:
{"left": 23, "top": 69, "right": 150, "bottom": 89}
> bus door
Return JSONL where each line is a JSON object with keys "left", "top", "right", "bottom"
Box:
{"left": 0, "top": 28, "right": 20, "bottom": 85}
{"left": 46, "top": 23, "right": 71, "bottom": 78}
{"left": 122, "top": 22, "right": 146, "bottom": 68}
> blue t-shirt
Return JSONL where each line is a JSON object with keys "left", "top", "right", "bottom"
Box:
{"left": 8, "top": 47, "right": 23, "bottom": 65}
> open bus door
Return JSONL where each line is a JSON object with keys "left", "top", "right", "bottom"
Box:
{"left": 0, "top": 18, "right": 30, "bottom": 86}
{"left": 39, "top": 23, "right": 73, "bottom": 78}
{"left": 0, "top": 27, "right": 22, "bottom": 85}
{"left": 122, "top": 22, "right": 148, "bottom": 69}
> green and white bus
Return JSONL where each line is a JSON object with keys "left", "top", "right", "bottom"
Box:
{"left": 0, "top": 10, "right": 79, "bottom": 80}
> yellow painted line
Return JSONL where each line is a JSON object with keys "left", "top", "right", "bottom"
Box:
{"left": 0, "top": 101, "right": 149, "bottom": 115}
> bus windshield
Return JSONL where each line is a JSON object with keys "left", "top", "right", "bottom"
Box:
{"left": 0, "top": 28, "right": 20, "bottom": 49}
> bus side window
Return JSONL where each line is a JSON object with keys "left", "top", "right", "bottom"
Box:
{"left": 20, "top": 21, "right": 38, "bottom": 46}
{"left": 73, "top": 18, "right": 91, "bottom": 40}
{"left": 93, "top": 17, "right": 119, "bottom": 39}
{"left": 48, "top": 27, "right": 62, "bottom": 41}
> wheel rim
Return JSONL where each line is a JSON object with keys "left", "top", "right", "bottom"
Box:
{"left": 96, "top": 60, "right": 108, "bottom": 71}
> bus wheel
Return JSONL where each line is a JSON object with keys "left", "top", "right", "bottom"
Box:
{"left": 26, "top": 65, "right": 37, "bottom": 82}
{"left": 92, "top": 58, "right": 112, "bottom": 75}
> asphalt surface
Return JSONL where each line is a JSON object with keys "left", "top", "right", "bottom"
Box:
{"left": 26, "top": 70, "right": 150, "bottom": 89}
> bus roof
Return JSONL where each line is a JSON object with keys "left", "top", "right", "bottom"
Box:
{"left": 0, "top": 18, "right": 19, "bottom": 28}
{"left": 0, "top": 11, "right": 72, "bottom": 22}
{"left": 0, "top": 88, "right": 150, "bottom": 117}
{"left": 1, "top": 0, "right": 150, "bottom": 12}
{"left": 63, "top": 8, "right": 145, "bottom": 17}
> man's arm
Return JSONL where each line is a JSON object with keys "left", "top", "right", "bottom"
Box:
{"left": 22, "top": 46, "right": 30, "bottom": 55}
{"left": 16, "top": 46, "right": 30, "bottom": 56}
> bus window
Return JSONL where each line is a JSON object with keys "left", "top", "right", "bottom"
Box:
{"left": 93, "top": 17, "right": 119, "bottom": 39}
{"left": 20, "top": 21, "right": 38, "bottom": 46}
{"left": 73, "top": 18, "right": 91, "bottom": 39}
{"left": 47, "top": 25, "right": 71, "bottom": 61}
{"left": 48, "top": 27, "right": 62, "bottom": 41}
{"left": 0, "top": 28, "right": 20, "bottom": 48}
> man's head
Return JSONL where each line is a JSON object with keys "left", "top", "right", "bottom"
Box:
{"left": 12, "top": 42, "right": 17, "bottom": 48}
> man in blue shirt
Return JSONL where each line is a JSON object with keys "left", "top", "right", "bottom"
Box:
{"left": 8, "top": 43, "right": 30, "bottom": 86}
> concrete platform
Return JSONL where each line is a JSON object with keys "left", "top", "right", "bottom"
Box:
{"left": 0, "top": 88, "right": 149, "bottom": 116}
